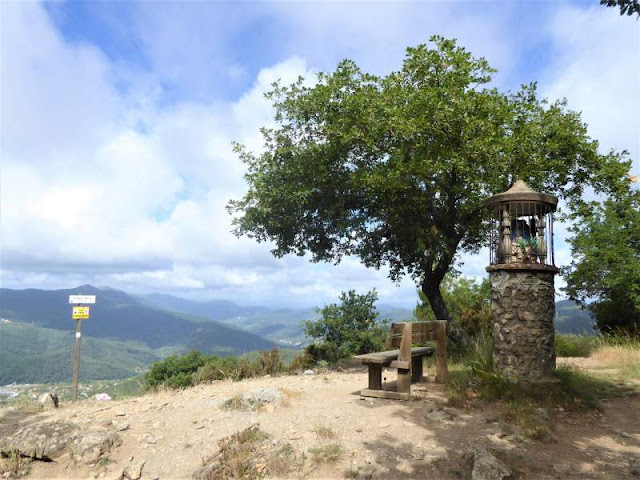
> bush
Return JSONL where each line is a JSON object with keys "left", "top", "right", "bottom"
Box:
{"left": 144, "top": 347, "right": 286, "bottom": 390}
{"left": 288, "top": 351, "right": 314, "bottom": 372}
{"left": 415, "top": 275, "right": 492, "bottom": 360}
{"left": 192, "top": 356, "right": 244, "bottom": 383}
{"left": 144, "top": 350, "right": 208, "bottom": 389}
{"left": 256, "top": 347, "right": 284, "bottom": 375}
{"left": 555, "top": 334, "right": 598, "bottom": 357}
{"left": 466, "top": 329, "right": 495, "bottom": 380}
{"left": 415, "top": 275, "right": 491, "bottom": 335}
{"left": 304, "top": 290, "right": 389, "bottom": 364}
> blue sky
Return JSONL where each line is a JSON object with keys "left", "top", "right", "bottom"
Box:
{"left": 1, "top": 1, "right": 638, "bottom": 308}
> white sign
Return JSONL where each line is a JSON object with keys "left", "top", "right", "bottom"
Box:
{"left": 69, "top": 295, "right": 96, "bottom": 304}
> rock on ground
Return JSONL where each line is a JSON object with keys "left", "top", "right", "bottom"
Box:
{"left": 0, "top": 420, "right": 121, "bottom": 465}
{"left": 38, "top": 392, "right": 59, "bottom": 410}
{"left": 72, "top": 430, "right": 122, "bottom": 464}
{"left": 470, "top": 447, "right": 513, "bottom": 480}
{"left": 0, "top": 421, "right": 77, "bottom": 460}
{"left": 426, "top": 409, "right": 452, "bottom": 422}
{"left": 118, "top": 460, "right": 145, "bottom": 480}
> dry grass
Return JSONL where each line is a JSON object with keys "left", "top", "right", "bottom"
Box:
{"left": 279, "top": 387, "right": 303, "bottom": 399}
{"left": 280, "top": 387, "right": 303, "bottom": 408}
{"left": 447, "top": 352, "right": 637, "bottom": 445}
{"left": 222, "top": 394, "right": 245, "bottom": 411}
{"left": 308, "top": 444, "right": 343, "bottom": 464}
{"left": 265, "top": 443, "right": 305, "bottom": 477}
{"left": 5, "top": 396, "right": 43, "bottom": 414}
{"left": 196, "top": 425, "right": 269, "bottom": 480}
{"left": 196, "top": 425, "right": 305, "bottom": 480}
{"left": 139, "top": 383, "right": 173, "bottom": 398}
{"left": 313, "top": 425, "right": 336, "bottom": 440}
{"left": 0, "top": 450, "right": 32, "bottom": 478}
{"left": 589, "top": 345, "right": 640, "bottom": 380}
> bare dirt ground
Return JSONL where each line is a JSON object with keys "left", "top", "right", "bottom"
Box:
{"left": 2, "top": 362, "right": 640, "bottom": 480}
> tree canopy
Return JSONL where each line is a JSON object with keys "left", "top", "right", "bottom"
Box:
{"left": 563, "top": 186, "right": 640, "bottom": 335}
{"left": 229, "top": 36, "right": 632, "bottom": 321}
{"left": 600, "top": 0, "right": 640, "bottom": 17}
{"left": 304, "top": 289, "right": 388, "bottom": 362}
{"left": 414, "top": 274, "right": 491, "bottom": 340}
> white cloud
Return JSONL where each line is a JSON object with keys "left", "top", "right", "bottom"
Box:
{"left": 536, "top": 5, "right": 639, "bottom": 297}
{"left": 0, "top": 2, "right": 121, "bottom": 165}
{"left": 264, "top": 2, "right": 518, "bottom": 82}
{"left": 1, "top": 2, "right": 634, "bottom": 309}
{"left": 541, "top": 5, "right": 639, "bottom": 173}
{"left": 1, "top": 2, "right": 414, "bottom": 307}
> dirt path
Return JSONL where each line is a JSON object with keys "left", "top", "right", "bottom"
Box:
{"left": 4, "top": 366, "right": 637, "bottom": 480}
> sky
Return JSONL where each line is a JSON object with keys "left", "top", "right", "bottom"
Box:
{"left": 1, "top": 1, "right": 638, "bottom": 308}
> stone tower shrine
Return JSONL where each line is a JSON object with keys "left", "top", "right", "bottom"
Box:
{"left": 485, "top": 180, "right": 559, "bottom": 382}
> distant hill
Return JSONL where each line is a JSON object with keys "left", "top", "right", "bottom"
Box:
{"left": 0, "top": 286, "right": 279, "bottom": 384}
{"left": 555, "top": 299, "right": 596, "bottom": 334}
{"left": 138, "top": 293, "right": 263, "bottom": 321}
{"left": 138, "top": 293, "right": 317, "bottom": 345}
{"left": 0, "top": 322, "right": 164, "bottom": 384}
{"left": 0, "top": 286, "right": 277, "bottom": 352}
{"left": 138, "top": 294, "right": 417, "bottom": 346}
{"left": 1, "top": 284, "right": 594, "bottom": 385}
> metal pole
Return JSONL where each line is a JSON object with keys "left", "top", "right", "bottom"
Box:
{"left": 72, "top": 315, "right": 83, "bottom": 402}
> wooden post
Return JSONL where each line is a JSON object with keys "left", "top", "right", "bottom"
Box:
{"left": 368, "top": 364, "right": 382, "bottom": 390}
{"left": 396, "top": 323, "right": 412, "bottom": 394}
{"left": 435, "top": 320, "right": 448, "bottom": 384}
{"left": 411, "top": 356, "right": 423, "bottom": 383}
{"left": 72, "top": 317, "right": 83, "bottom": 402}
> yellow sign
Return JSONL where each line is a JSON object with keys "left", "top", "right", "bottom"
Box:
{"left": 72, "top": 306, "right": 90, "bottom": 319}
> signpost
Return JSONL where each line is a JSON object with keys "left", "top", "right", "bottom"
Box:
{"left": 69, "top": 295, "right": 96, "bottom": 402}
{"left": 72, "top": 306, "right": 90, "bottom": 319}
{"left": 69, "top": 295, "right": 96, "bottom": 304}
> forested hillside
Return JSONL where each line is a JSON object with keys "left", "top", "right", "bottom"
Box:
{"left": 555, "top": 300, "right": 596, "bottom": 334}
{"left": 0, "top": 286, "right": 278, "bottom": 384}
{"left": 0, "top": 322, "right": 164, "bottom": 384}
{"left": 139, "top": 293, "right": 416, "bottom": 345}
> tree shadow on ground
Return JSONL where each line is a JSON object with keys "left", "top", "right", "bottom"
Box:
{"left": 350, "top": 370, "right": 640, "bottom": 480}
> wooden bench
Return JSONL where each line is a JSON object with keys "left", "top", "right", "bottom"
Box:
{"left": 353, "top": 320, "right": 448, "bottom": 400}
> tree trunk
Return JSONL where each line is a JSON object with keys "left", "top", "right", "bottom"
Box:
{"left": 421, "top": 279, "right": 451, "bottom": 322}
{"left": 421, "top": 275, "right": 469, "bottom": 349}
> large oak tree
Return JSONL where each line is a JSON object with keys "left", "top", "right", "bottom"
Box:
{"left": 228, "top": 37, "right": 631, "bottom": 321}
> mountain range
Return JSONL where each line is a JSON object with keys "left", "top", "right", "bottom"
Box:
{"left": 0, "top": 285, "right": 279, "bottom": 384}
{"left": 136, "top": 292, "right": 416, "bottom": 346}
{"left": 0, "top": 285, "right": 595, "bottom": 385}
{"left": 554, "top": 299, "right": 596, "bottom": 334}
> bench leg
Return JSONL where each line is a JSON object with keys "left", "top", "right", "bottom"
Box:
{"left": 436, "top": 320, "right": 448, "bottom": 384}
{"left": 368, "top": 364, "right": 382, "bottom": 390}
{"left": 411, "top": 357, "right": 423, "bottom": 383}
{"left": 397, "top": 369, "right": 411, "bottom": 394}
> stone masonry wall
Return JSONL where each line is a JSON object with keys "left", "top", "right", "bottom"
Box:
{"left": 490, "top": 270, "right": 556, "bottom": 381}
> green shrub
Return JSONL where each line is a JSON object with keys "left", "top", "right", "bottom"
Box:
{"left": 466, "top": 329, "right": 495, "bottom": 380}
{"left": 415, "top": 275, "right": 492, "bottom": 356}
{"left": 256, "top": 347, "right": 284, "bottom": 375}
{"left": 192, "top": 356, "right": 242, "bottom": 383}
{"left": 288, "top": 351, "right": 314, "bottom": 372}
{"left": 144, "top": 350, "right": 207, "bottom": 389}
{"left": 555, "top": 334, "right": 598, "bottom": 357}
{"left": 144, "top": 347, "right": 287, "bottom": 390}
{"left": 304, "top": 290, "right": 389, "bottom": 364}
